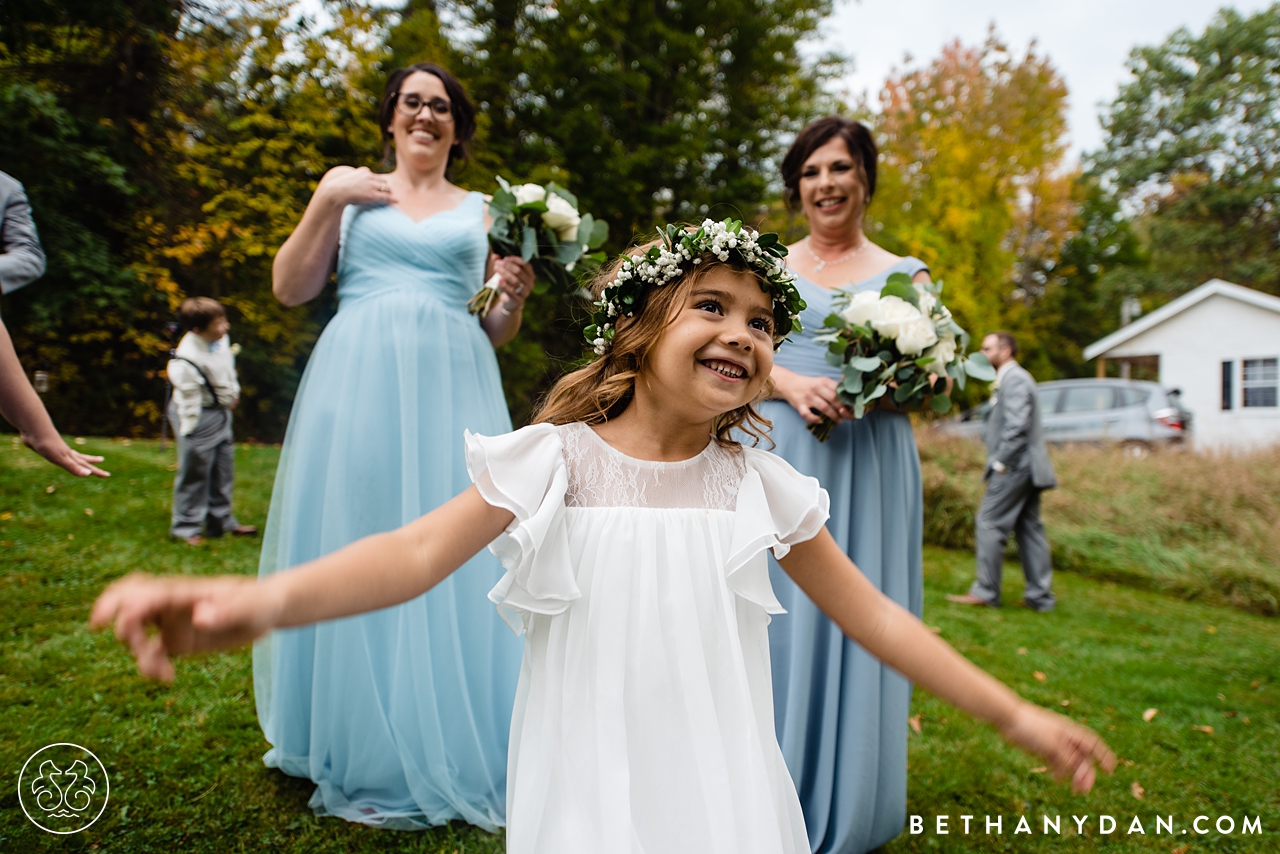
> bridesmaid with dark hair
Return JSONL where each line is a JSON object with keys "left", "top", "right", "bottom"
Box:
{"left": 762, "top": 116, "right": 930, "bottom": 854}
{"left": 255, "top": 62, "right": 530, "bottom": 830}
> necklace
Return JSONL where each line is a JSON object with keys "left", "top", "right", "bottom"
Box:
{"left": 805, "top": 237, "right": 868, "bottom": 273}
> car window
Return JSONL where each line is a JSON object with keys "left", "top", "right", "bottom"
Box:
{"left": 1119, "top": 387, "right": 1149, "bottom": 407}
{"left": 1060, "top": 385, "right": 1117, "bottom": 413}
{"left": 1038, "top": 388, "right": 1062, "bottom": 413}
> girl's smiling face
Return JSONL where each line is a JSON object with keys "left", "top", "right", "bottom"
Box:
{"left": 639, "top": 267, "right": 776, "bottom": 424}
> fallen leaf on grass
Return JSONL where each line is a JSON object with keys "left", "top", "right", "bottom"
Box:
{"left": 927, "top": 625, "right": 941, "bottom": 634}
{"left": 1131, "top": 781, "right": 1144, "bottom": 800}
{"left": 908, "top": 715, "right": 921, "bottom": 734}
{"left": 1060, "top": 700, "right": 1070, "bottom": 707}
{"left": 1251, "top": 680, "right": 1260, "bottom": 688}
{"left": 1172, "top": 845, "right": 1191, "bottom": 854}
{"left": 1017, "top": 647, "right": 1027, "bottom": 655}
{"left": 84, "top": 508, "right": 94, "bottom": 517}
{"left": 1143, "top": 708, "right": 1159, "bottom": 722}
{"left": 1206, "top": 625, "right": 1217, "bottom": 634}
{"left": 1191, "top": 725, "right": 1214, "bottom": 734}
{"left": 45, "top": 485, "right": 55, "bottom": 494}
{"left": 1030, "top": 767, "right": 1047, "bottom": 774}
{"left": 1034, "top": 671, "right": 1046, "bottom": 682}
{"left": 0, "top": 511, "right": 12, "bottom": 520}
{"left": 1244, "top": 717, "right": 1250, "bottom": 725}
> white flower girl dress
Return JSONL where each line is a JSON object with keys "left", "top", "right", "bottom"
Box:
{"left": 464, "top": 422, "right": 830, "bottom": 853}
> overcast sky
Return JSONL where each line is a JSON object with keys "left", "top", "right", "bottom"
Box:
{"left": 821, "top": 0, "right": 1274, "bottom": 161}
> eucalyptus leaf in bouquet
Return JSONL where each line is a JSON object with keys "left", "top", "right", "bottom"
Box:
{"left": 469, "top": 176, "right": 610, "bottom": 316}
{"left": 809, "top": 272, "right": 995, "bottom": 441}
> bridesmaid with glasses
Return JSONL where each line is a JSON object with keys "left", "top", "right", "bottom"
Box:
{"left": 256, "top": 62, "right": 530, "bottom": 831}
{"left": 762, "top": 116, "right": 931, "bottom": 854}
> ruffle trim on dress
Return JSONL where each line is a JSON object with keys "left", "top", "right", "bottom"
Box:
{"left": 726, "top": 449, "right": 831, "bottom": 614}
{"left": 465, "top": 424, "right": 581, "bottom": 634}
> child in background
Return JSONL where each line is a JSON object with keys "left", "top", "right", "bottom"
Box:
{"left": 96, "top": 221, "right": 1113, "bottom": 853}
{"left": 166, "top": 297, "right": 256, "bottom": 545}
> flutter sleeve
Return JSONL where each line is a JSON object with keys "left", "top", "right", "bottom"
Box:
{"left": 726, "top": 448, "right": 831, "bottom": 614}
{"left": 464, "top": 423, "right": 580, "bottom": 634}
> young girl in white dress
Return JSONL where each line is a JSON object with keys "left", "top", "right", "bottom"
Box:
{"left": 92, "top": 219, "right": 1114, "bottom": 854}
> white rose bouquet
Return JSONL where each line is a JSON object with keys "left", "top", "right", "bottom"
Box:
{"left": 809, "top": 272, "right": 995, "bottom": 440}
{"left": 468, "top": 177, "right": 609, "bottom": 316}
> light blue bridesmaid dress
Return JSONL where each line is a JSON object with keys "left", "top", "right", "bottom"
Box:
{"left": 760, "top": 258, "right": 927, "bottom": 854}
{"left": 252, "top": 193, "right": 522, "bottom": 831}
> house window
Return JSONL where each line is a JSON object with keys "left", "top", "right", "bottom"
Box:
{"left": 1243, "top": 358, "right": 1278, "bottom": 408}
{"left": 1221, "top": 361, "right": 1233, "bottom": 410}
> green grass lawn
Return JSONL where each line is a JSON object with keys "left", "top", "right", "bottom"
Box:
{"left": 2, "top": 438, "right": 1277, "bottom": 852}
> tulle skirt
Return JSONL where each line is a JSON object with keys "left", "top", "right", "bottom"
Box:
{"left": 758, "top": 401, "right": 924, "bottom": 854}
{"left": 252, "top": 287, "right": 522, "bottom": 830}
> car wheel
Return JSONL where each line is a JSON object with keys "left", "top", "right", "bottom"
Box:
{"left": 1118, "top": 440, "right": 1153, "bottom": 459}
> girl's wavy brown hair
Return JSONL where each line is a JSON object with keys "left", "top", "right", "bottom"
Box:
{"left": 533, "top": 235, "right": 774, "bottom": 448}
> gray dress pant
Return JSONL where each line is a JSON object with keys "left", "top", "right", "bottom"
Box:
{"left": 970, "top": 466, "right": 1055, "bottom": 610}
{"left": 169, "top": 403, "right": 239, "bottom": 538}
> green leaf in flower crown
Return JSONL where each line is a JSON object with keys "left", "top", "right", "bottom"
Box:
{"left": 521, "top": 223, "right": 537, "bottom": 261}
{"left": 847, "top": 355, "right": 882, "bottom": 372}
{"left": 546, "top": 182, "right": 578, "bottom": 209}
{"left": 879, "top": 273, "right": 920, "bottom": 309}
{"left": 964, "top": 352, "right": 997, "bottom": 381}
{"left": 931, "top": 393, "right": 953, "bottom": 414}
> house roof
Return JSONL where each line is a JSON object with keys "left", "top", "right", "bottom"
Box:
{"left": 1083, "top": 279, "right": 1280, "bottom": 361}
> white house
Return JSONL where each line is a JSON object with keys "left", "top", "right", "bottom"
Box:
{"left": 1083, "top": 279, "right": 1280, "bottom": 452}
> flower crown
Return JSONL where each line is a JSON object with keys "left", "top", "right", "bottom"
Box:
{"left": 583, "top": 218, "right": 806, "bottom": 356}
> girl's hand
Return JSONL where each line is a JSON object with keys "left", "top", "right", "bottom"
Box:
{"left": 317, "top": 166, "right": 398, "bottom": 210}
{"left": 772, "top": 368, "right": 852, "bottom": 425}
{"left": 492, "top": 256, "right": 535, "bottom": 314}
{"left": 1000, "top": 701, "right": 1117, "bottom": 792}
{"left": 89, "top": 573, "right": 282, "bottom": 682}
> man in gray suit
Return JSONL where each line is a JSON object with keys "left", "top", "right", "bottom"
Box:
{"left": 947, "top": 331, "right": 1057, "bottom": 612}
{"left": 0, "top": 171, "right": 46, "bottom": 295}
{"left": 0, "top": 171, "right": 108, "bottom": 477}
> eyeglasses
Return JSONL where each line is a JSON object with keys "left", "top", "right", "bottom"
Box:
{"left": 394, "top": 93, "right": 454, "bottom": 122}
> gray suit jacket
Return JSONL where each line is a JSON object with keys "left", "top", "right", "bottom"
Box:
{"left": 984, "top": 362, "right": 1057, "bottom": 489}
{"left": 0, "top": 171, "right": 46, "bottom": 295}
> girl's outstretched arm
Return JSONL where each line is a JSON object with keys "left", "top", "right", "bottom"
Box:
{"left": 90, "top": 485, "right": 513, "bottom": 681}
{"left": 779, "top": 528, "right": 1117, "bottom": 792}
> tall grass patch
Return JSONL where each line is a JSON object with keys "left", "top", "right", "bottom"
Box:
{"left": 918, "top": 430, "right": 1280, "bottom": 615}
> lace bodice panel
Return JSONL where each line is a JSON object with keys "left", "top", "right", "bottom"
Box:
{"left": 557, "top": 422, "right": 745, "bottom": 510}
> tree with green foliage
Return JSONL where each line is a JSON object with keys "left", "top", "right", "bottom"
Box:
{"left": 1093, "top": 4, "right": 1280, "bottom": 300}
{"left": 389, "top": 0, "right": 842, "bottom": 423}
{"left": 148, "top": 0, "right": 389, "bottom": 439}
{"left": 0, "top": 0, "right": 186, "bottom": 433}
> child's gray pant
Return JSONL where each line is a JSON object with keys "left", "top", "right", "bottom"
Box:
{"left": 169, "top": 404, "right": 239, "bottom": 538}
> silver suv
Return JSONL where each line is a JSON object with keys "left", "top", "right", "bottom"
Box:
{"left": 940, "top": 379, "right": 1191, "bottom": 452}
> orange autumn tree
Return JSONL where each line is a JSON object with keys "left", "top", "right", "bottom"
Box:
{"left": 869, "top": 32, "right": 1072, "bottom": 381}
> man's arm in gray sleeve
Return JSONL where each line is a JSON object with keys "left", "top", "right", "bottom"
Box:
{"left": 0, "top": 180, "right": 47, "bottom": 294}
{"left": 992, "top": 371, "right": 1033, "bottom": 467}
